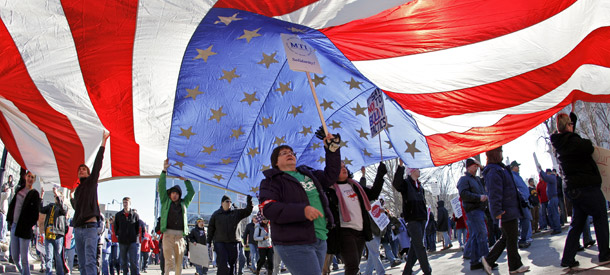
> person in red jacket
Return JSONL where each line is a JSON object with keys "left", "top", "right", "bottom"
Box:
{"left": 140, "top": 225, "right": 153, "bottom": 273}
{"left": 537, "top": 178, "right": 549, "bottom": 231}
{"left": 108, "top": 217, "right": 120, "bottom": 275}
{"left": 152, "top": 236, "right": 160, "bottom": 265}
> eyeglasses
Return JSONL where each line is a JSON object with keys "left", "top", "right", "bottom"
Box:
{"left": 279, "top": 151, "right": 296, "bottom": 157}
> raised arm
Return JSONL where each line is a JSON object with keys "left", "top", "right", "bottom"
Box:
{"left": 392, "top": 160, "right": 406, "bottom": 192}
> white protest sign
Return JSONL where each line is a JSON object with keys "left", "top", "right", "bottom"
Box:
{"left": 368, "top": 200, "right": 390, "bottom": 231}
{"left": 593, "top": 146, "right": 610, "bottom": 201}
{"left": 450, "top": 196, "right": 463, "bottom": 218}
{"left": 366, "top": 88, "right": 388, "bottom": 138}
{"left": 281, "top": 33, "right": 322, "bottom": 74}
{"left": 189, "top": 242, "right": 209, "bottom": 267}
{"left": 236, "top": 194, "right": 247, "bottom": 205}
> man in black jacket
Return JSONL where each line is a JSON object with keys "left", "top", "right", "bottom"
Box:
{"left": 114, "top": 197, "right": 141, "bottom": 275}
{"left": 40, "top": 187, "right": 69, "bottom": 275}
{"left": 207, "top": 195, "right": 253, "bottom": 275}
{"left": 457, "top": 158, "right": 490, "bottom": 270}
{"left": 552, "top": 112, "right": 610, "bottom": 268}
{"left": 393, "top": 159, "right": 431, "bottom": 275}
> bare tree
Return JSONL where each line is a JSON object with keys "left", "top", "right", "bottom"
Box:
{"left": 360, "top": 158, "right": 465, "bottom": 217}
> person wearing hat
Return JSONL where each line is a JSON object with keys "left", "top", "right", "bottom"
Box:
{"left": 551, "top": 112, "right": 609, "bottom": 268}
{"left": 207, "top": 194, "right": 253, "bottom": 275}
{"left": 392, "top": 159, "right": 432, "bottom": 275}
{"left": 510, "top": 161, "right": 533, "bottom": 248}
{"left": 457, "top": 158, "right": 490, "bottom": 271}
{"left": 481, "top": 146, "right": 529, "bottom": 274}
{"left": 539, "top": 168, "right": 561, "bottom": 235}
{"left": 158, "top": 160, "right": 195, "bottom": 275}
{"left": 258, "top": 130, "right": 341, "bottom": 275}
{"left": 188, "top": 218, "right": 208, "bottom": 275}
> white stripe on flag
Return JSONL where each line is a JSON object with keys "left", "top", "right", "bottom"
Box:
{"left": 0, "top": 0, "right": 106, "bottom": 167}
{"left": 132, "top": 0, "right": 214, "bottom": 175}
{"left": 274, "top": 0, "right": 409, "bottom": 29}
{"left": 0, "top": 98, "right": 60, "bottom": 184}
{"left": 410, "top": 64, "right": 610, "bottom": 136}
{"left": 352, "top": 0, "right": 610, "bottom": 94}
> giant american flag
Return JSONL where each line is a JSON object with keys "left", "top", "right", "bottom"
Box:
{"left": 1, "top": 0, "right": 609, "bottom": 194}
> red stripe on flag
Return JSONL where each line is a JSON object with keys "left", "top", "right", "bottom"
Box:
{"left": 426, "top": 91, "right": 610, "bottom": 166}
{"left": 385, "top": 27, "right": 610, "bottom": 118}
{"left": 62, "top": 0, "right": 140, "bottom": 176}
{"left": 0, "top": 112, "right": 26, "bottom": 169}
{"left": 321, "top": 0, "right": 577, "bottom": 61}
{"left": 214, "top": 0, "right": 318, "bottom": 17}
{"left": 0, "top": 19, "right": 84, "bottom": 186}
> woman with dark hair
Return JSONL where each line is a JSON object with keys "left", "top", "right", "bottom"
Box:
{"left": 481, "top": 146, "right": 529, "bottom": 274}
{"left": 7, "top": 170, "right": 41, "bottom": 275}
{"left": 324, "top": 162, "right": 386, "bottom": 275}
{"left": 258, "top": 131, "right": 341, "bottom": 275}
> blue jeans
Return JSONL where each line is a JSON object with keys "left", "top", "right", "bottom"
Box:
{"left": 364, "top": 235, "right": 385, "bottom": 275}
{"left": 539, "top": 202, "right": 549, "bottom": 229}
{"left": 119, "top": 243, "right": 140, "bottom": 275}
{"left": 382, "top": 242, "right": 397, "bottom": 261}
{"left": 140, "top": 251, "right": 150, "bottom": 271}
{"left": 109, "top": 245, "right": 120, "bottom": 275}
{"left": 519, "top": 207, "right": 532, "bottom": 243}
{"left": 238, "top": 243, "right": 246, "bottom": 274}
{"left": 275, "top": 238, "right": 326, "bottom": 275}
{"left": 74, "top": 226, "right": 99, "bottom": 275}
{"left": 0, "top": 212, "right": 6, "bottom": 242}
{"left": 547, "top": 197, "right": 562, "bottom": 231}
{"left": 45, "top": 237, "right": 65, "bottom": 275}
{"left": 10, "top": 223, "right": 31, "bottom": 275}
{"left": 102, "top": 251, "right": 110, "bottom": 275}
{"left": 248, "top": 243, "right": 258, "bottom": 269}
{"left": 404, "top": 220, "right": 431, "bottom": 275}
{"left": 65, "top": 248, "right": 76, "bottom": 273}
{"left": 456, "top": 228, "right": 467, "bottom": 247}
{"left": 465, "top": 210, "right": 488, "bottom": 266}
{"left": 194, "top": 264, "right": 208, "bottom": 275}
{"left": 442, "top": 231, "right": 451, "bottom": 247}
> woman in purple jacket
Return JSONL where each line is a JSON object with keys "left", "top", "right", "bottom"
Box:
{"left": 481, "top": 146, "right": 529, "bottom": 274}
{"left": 258, "top": 133, "right": 341, "bottom": 275}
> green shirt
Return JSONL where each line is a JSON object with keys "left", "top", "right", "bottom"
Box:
{"left": 285, "top": 171, "right": 328, "bottom": 240}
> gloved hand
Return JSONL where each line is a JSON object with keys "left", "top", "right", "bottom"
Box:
{"left": 377, "top": 162, "right": 387, "bottom": 176}
{"left": 247, "top": 195, "right": 253, "bottom": 204}
{"left": 315, "top": 126, "right": 341, "bottom": 152}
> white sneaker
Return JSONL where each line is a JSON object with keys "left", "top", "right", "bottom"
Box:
{"left": 510, "top": 265, "right": 530, "bottom": 273}
{"left": 481, "top": 256, "right": 492, "bottom": 275}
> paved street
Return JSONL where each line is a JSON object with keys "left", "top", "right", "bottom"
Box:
{"left": 3, "top": 224, "right": 610, "bottom": 274}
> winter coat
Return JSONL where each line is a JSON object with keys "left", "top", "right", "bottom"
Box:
{"left": 325, "top": 163, "right": 385, "bottom": 254}
{"left": 482, "top": 163, "right": 522, "bottom": 222}
{"left": 436, "top": 200, "right": 449, "bottom": 232}
{"left": 457, "top": 172, "right": 487, "bottom": 213}
{"left": 392, "top": 166, "right": 427, "bottom": 221}
{"left": 188, "top": 226, "right": 207, "bottom": 245}
{"left": 114, "top": 209, "right": 140, "bottom": 244}
{"left": 40, "top": 197, "right": 69, "bottom": 237}
{"left": 207, "top": 203, "right": 253, "bottom": 244}
{"left": 7, "top": 185, "right": 40, "bottom": 239}
{"left": 254, "top": 224, "right": 272, "bottom": 248}
{"left": 259, "top": 147, "right": 340, "bottom": 246}
{"left": 158, "top": 172, "right": 195, "bottom": 235}
{"left": 550, "top": 130, "right": 601, "bottom": 190}
{"left": 242, "top": 222, "right": 257, "bottom": 245}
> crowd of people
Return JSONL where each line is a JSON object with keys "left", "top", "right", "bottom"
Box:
{"left": 0, "top": 112, "right": 608, "bottom": 275}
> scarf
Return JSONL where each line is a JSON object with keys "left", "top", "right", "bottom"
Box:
{"left": 333, "top": 178, "right": 371, "bottom": 222}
